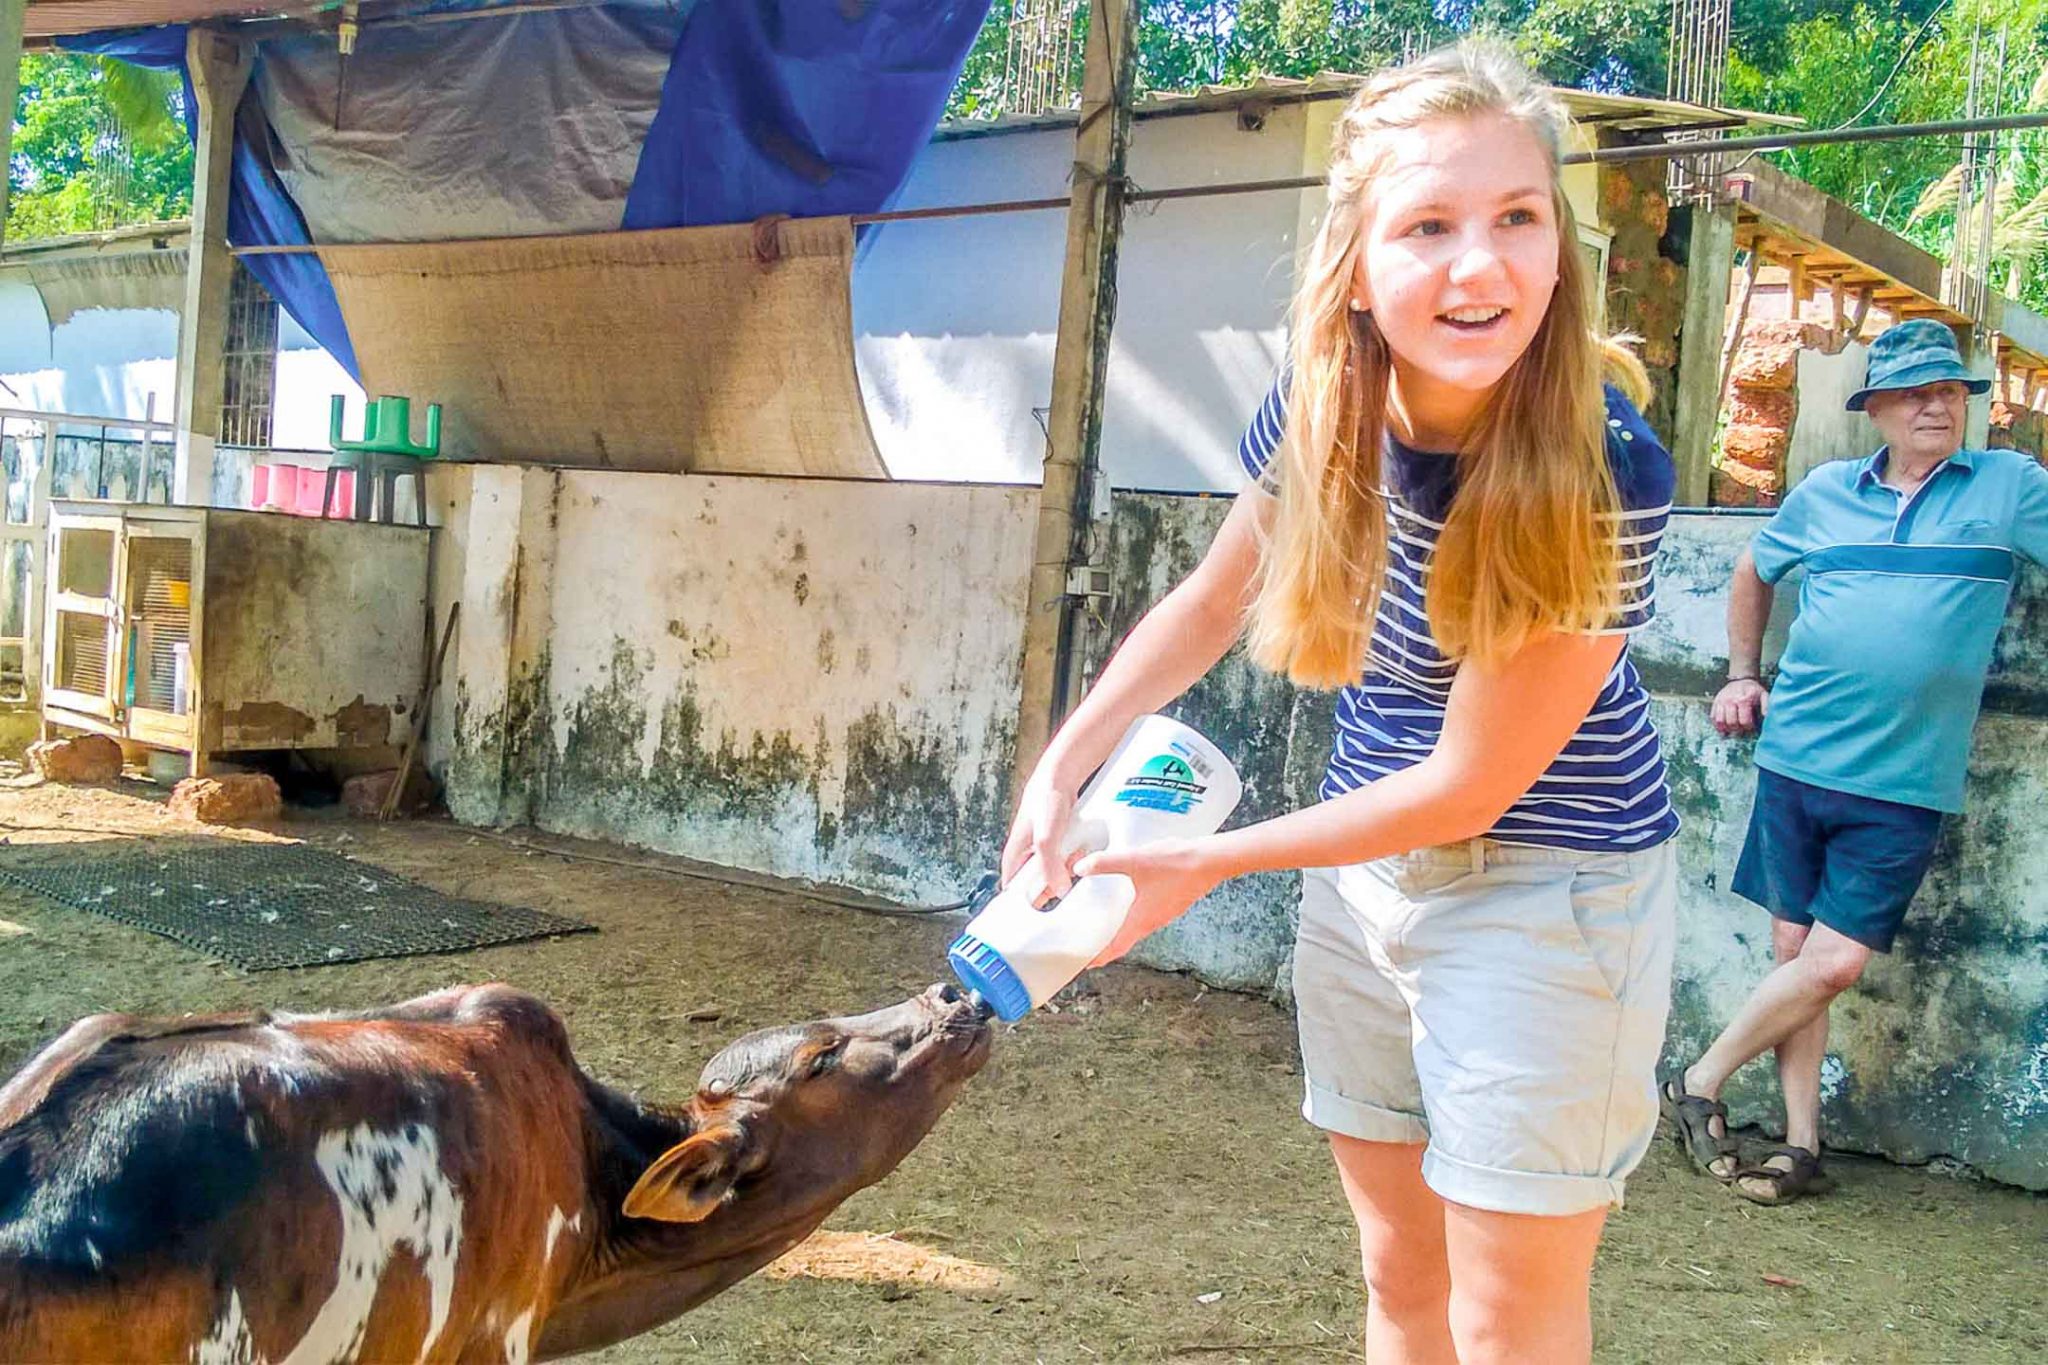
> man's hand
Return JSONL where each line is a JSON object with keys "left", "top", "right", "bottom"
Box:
{"left": 1712, "top": 677, "right": 1769, "bottom": 736}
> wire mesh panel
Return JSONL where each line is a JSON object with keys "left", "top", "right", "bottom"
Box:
{"left": 49, "top": 521, "right": 119, "bottom": 711}
{"left": 0, "top": 839, "right": 596, "bottom": 970}
{"left": 55, "top": 526, "right": 115, "bottom": 599}
{"left": 53, "top": 611, "right": 112, "bottom": 700}
{"left": 125, "top": 536, "right": 192, "bottom": 715}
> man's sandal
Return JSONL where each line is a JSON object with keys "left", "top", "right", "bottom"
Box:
{"left": 1658, "top": 1070, "right": 1741, "bottom": 1181}
{"left": 1732, "top": 1145, "right": 1828, "bottom": 1205}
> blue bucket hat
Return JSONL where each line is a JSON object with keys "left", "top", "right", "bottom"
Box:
{"left": 1846, "top": 318, "right": 1992, "bottom": 411}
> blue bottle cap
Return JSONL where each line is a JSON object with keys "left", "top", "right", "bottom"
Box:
{"left": 947, "top": 932, "right": 1034, "bottom": 1022}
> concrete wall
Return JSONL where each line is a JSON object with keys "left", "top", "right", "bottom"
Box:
{"left": 1091, "top": 492, "right": 2048, "bottom": 1189}
{"left": 425, "top": 464, "right": 1038, "bottom": 906}
{"left": 418, "top": 460, "right": 2044, "bottom": 1185}
{"left": 1786, "top": 340, "right": 1874, "bottom": 487}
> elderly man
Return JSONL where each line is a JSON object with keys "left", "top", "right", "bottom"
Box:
{"left": 1661, "top": 319, "right": 2048, "bottom": 1204}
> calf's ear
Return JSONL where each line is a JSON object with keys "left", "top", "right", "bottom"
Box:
{"left": 623, "top": 1123, "right": 749, "bottom": 1223}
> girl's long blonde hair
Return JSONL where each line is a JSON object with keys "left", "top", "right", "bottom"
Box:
{"left": 1247, "top": 41, "right": 1651, "bottom": 686}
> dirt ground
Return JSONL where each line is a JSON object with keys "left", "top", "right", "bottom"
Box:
{"left": 0, "top": 776, "right": 2041, "bottom": 1365}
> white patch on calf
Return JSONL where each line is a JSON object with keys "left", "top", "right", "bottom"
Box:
{"left": 276, "top": 1123, "right": 464, "bottom": 1365}
{"left": 501, "top": 1307, "right": 536, "bottom": 1365}
{"left": 542, "top": 1207, "right": 582, "bottom": 1266}
{"left": 194, "top": 1290, "right": 262, "bottom": 1365}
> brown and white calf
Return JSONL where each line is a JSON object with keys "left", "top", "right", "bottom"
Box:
{"left": 0, "top": 981, "right": 991, "bottom": 1363}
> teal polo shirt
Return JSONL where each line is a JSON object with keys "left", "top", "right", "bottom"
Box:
{"left": 1751, "top": 446, "right": 2048, "bottom": 813}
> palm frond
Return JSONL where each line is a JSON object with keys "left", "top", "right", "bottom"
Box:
{"left": 92, "top": 57, "right": 183, "bottom": 153}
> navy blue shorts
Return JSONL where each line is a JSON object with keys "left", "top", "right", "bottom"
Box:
{"left": 1730, "top": 768, "right": 1943, "bottom": 953}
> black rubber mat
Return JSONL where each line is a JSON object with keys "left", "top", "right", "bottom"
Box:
{"left": 0, "top": 838, "right": 594, "bottom": 970}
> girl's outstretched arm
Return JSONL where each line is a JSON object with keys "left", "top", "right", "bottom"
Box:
{"left": 1002, "top": 492, "right": 1273, "bottom": 896}
{"left": 1079, "top": 628, "right": 1626, "bottom": 961}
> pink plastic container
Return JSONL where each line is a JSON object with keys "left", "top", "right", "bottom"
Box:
{"left": 253, "top": 462, "right": 297, "bottom": 512}
{"left": 253, "top": 461, "right": 353, "bottom": 517}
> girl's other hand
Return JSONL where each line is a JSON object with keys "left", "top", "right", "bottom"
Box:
{"left": 1072, "top": 837, "right": 1227, "bottom": 966}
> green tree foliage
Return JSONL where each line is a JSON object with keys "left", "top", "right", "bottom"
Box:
{"left": 7, "top": 53, "right": 191, "bottom": 242}
{"left": 1727, "top": 0, "right": 2048, "bottom": 311}
{"left": 943, "top": 0, "right": 2048, "bottom": 305}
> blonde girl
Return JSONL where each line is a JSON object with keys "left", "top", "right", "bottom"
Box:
{"left": 1002, "top": 42, "right": 1679, "bottom": 1364}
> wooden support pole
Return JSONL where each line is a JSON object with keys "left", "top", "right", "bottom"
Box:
{"left": 1011, "top": 0, "right": 1139, "bottom": 798}
{"left": 0, "top": 0, "right": 23, "bottom": 247}
{"left": 1847, "top": 284, "right": 1875, "bottom": 340}
{"left": 1959, "top": 326, "right": 1993, "bottom": 450}
{"left": 172, "top": 30, "right": 253, "bottom": 507}
{"left": 1672, "top": 203, "right": 1736, "bottom": 507}
{"left": 1716, "top": 249, "right": 1763, "bottom": 415}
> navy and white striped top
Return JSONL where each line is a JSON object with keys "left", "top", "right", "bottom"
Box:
{"left": 1238, "top": 376, "right": 1680, "bottom": 854}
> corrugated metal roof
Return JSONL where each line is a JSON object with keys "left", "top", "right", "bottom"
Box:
{"left": 0, "top": 219, "right": 189, "bottom": 263}
{"left": 937, "top": 71, "right": 1801, "bottom": 142}
{"left": 25, "top": 0, "right": 305, "bottom": 41}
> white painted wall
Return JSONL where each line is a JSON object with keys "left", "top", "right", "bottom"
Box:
{"left": 272, "top": 312, "right": 365, "bottom": 450}
{"left": 0, "top": 274, "right": 361, "bottom": 462}
{"left": 855, "top": 106, "right": 1312, "bottom": 490}
{"left": 1786, "top": 342, "right": 1874, "bottom": 487}
{"left": 854, "top": 100, "right": 1615, "bottom": 493}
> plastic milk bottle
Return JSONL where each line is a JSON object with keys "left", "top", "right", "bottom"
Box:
{"left": 948, "top": 715, "right": 1243, "bottom": 1021}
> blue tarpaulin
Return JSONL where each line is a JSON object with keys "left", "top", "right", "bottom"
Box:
{"left": 624, "top": 0, "right": 993, "bottom": 230}
{"left": 64, "top": 0, "right": 994, "bottom": 384}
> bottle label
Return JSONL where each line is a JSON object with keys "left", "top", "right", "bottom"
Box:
{"left": 1113, "top": 748, "right": 1209, "bottom": 815}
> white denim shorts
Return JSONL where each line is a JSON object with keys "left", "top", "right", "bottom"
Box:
{"left": 1292, "top": 837, "right": 1677, "bottom": 1216}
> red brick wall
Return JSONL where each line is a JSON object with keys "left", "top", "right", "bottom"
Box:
{"left": 1598, "top": 159, "right": 1683, "bottom": 441}
{"left": 1711, "top": 319, "right": 1837, "bottom": 507}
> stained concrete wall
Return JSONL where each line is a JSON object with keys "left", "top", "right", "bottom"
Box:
{"left": 419, "top": 459, "right": 2044, "bottom": 1187}
{"left": 1095, "top": 492, "right": 2048, "bottom": 1189}
{"left": 425, "top": 464, "right": 1037, "bottom": 907}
